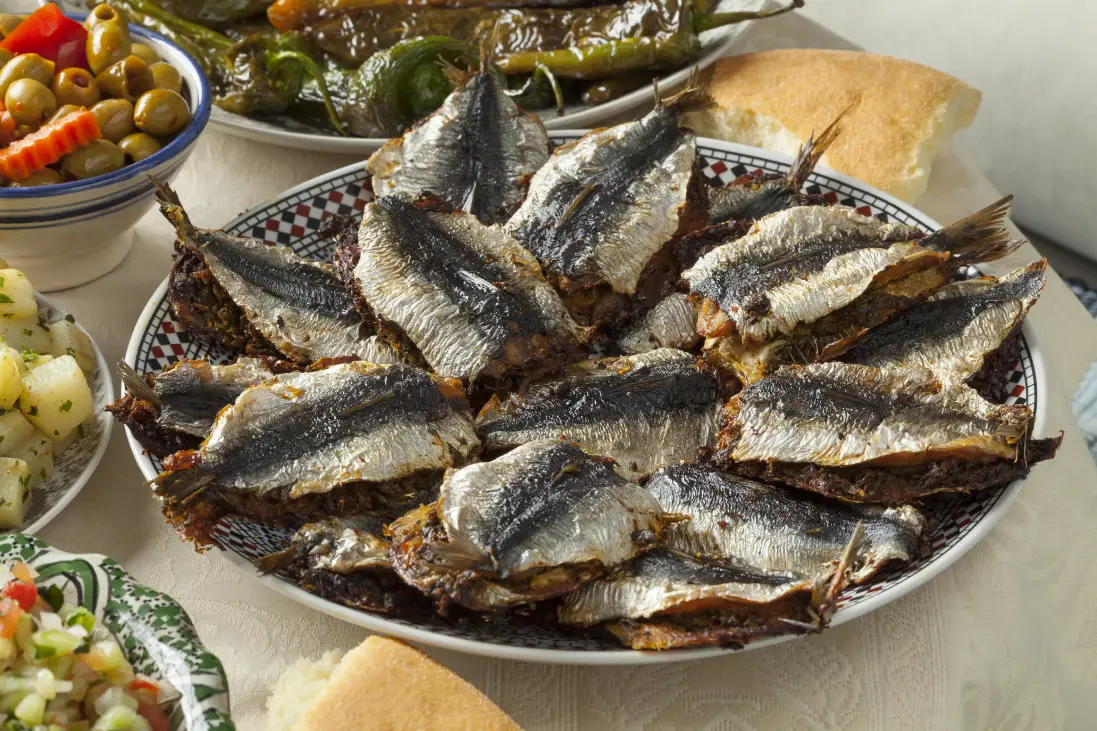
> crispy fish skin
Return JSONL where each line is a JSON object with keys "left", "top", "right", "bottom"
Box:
{"left": 842, "top": 261, "right": 1047, "bottom": 386}
{"left": 560, "top": 464, "right": 924, "bottom": 649}
{"left": 617, "top": 294, "right": 700, "bottom": 355}
{"left": 366, "top": 54, "right": 549, "bottom": 225}
{"left": 475, "top": 349, "right": 722, "bottom": 480}
{"left": 684, "top": 198, "right": 1020, "bottom": 347}
{"left": 341, "top": 195, "right": 584, "bottom": 384}
{"left": 705, "top": 113, "right": 842, "bottom": 225}
{"left": 715, "top": 362, "right": 1060, "bottom": 503}
{"left": 388, "top": 440, "right": 669, "bottom": 611}
{"left": 156, "top": 183, "right": 398, "bottom": 365}
{"left": 506, "top": 85, "right": 711, "bottom": 297}
{"left": 152, "top": 361, "right": 480, "bottom": 545}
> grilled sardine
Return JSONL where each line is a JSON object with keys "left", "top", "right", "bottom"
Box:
{"left": 506, "top": 80, "right": 711, "bottom": 328}
{"left": 716, "top": 362, "right": 1061, "bottom": 503}
{"left": 616, "top": 294, "right": 700, "bottom": 355}
{"left": 366, "top": 45, "right": 549, "bottom": 225}
{"left": 684, "top": 198, "right": 1021, "bottom": 347}
{"left": 335, "top": 195, "right": 584, "bottom": 385}
{"left": 475, "top": 349, "right": 723, "bottom": 480}
{"left": 388, "top": 440, "right": 670, "bottom": 611}
{"left": 157, "top": 183, "right": 398, "bottom": 365}
{"left": 560, "top": 464, "right": 925, "bottom": 649}
{"left": 152, "top": 361, "right": 480, "bottom": 545}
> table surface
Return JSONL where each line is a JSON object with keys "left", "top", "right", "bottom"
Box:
{"left": 20, "top": 12, "right": 1097, "bottom": 731}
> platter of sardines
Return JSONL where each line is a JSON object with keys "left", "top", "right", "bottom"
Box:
{"left": 44, "top": 0, "right": 800, "bottom": 152}
{"left": 111, "top": 68, "right": 1060, "bottom": 663}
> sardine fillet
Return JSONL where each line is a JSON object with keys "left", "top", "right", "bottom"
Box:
{"left": 618, "top": 294, "right": 700, "bottom": 354}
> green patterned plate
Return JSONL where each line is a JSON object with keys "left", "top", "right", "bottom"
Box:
{"left": 0, "top": 534, "right": 234, "bottom": 731}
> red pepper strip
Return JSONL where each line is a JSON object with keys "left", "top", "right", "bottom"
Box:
{"left": 0, "top": 3, "right": 89, "bottom": 70}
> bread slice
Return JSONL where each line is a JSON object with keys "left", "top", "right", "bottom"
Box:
{"left": 268, "top": 636, "right": 520, "bottom": 731}
{"left": 687, "top": 49, "right": 982, "bottom": 203}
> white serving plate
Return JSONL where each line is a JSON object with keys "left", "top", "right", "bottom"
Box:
{"left": 15, "top": 294, "right": 114, "bottom": 535}
{"left": 121, "top": 135, "right": 1048, "bottom": 664}
{"left": 43, "top": 0, "right": 765, "bottom": 154}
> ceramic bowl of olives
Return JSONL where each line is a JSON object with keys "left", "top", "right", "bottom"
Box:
{"left": 0, "top": 4, "right": 210, "bottom": 291}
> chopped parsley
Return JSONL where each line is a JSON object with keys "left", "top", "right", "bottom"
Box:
{"left": 59, "top": 400, "right": 72, "bottom": 413}
{"left": 21, "top": 329, "right": 32, "bottom": 338}
{"left": 77, "top": 424, "right": 84, "bottom": 437}
{"left": 20, "top": 348, "right": 35, "bottom": 362}
{"left": 26, "top": 405, "right": 37, "bottom": 416}
{"left": 0, "top": 294, "right": 11, "bottom": 304}
{"left": 18, "top": 473, "right": 29, "bottom": 489}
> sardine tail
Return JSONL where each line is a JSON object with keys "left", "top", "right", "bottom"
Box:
{"left": 152, "top": 178, "right": 198, "bottom": 247}
{"left": 922, "top": 195, "right": 1022, "bottom": 264}
{"left": 785, "top": 104, "right": 850, "bottom": 187}
{"left": 149, "top": 467, "right": 214, "bottom": 504}
{"left": 116, "top": 360, "right": 160, "bottom": 406}
{"left": 660, "top": 67, "right": 716, "bottom": 116}
{"left": 255, "top": 548, "right": 295, "bottom": 574}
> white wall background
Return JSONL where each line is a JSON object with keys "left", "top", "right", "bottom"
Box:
{"left": 798, "top": 0, "right": 1097, "bottom": 259}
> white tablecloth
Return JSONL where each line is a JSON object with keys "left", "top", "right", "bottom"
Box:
{"left": 26, "top": 15, "right": 1097, "bottom": 731}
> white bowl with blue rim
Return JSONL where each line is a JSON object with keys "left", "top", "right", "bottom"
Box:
{"left": 0, "top": 16, "right": 211, "bottom": 293}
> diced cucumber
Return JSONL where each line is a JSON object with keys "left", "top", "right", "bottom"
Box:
{"left": 91, "top": 705, "right": 139, "bottom": 730}
{"left": 13, "top": 691, "right": 45, "bottom": 725}
{"left": 64, "top": 607, "right": 95, "bottom": 634}
{"left": 33, "top": 630, "right": 82, "bottom": 660}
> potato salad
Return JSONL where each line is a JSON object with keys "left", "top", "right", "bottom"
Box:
{"left": 0, "top": 261, "right": 96, "bottom": 530}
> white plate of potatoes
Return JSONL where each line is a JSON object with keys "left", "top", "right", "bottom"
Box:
{"left": 0, "top": 265, "right": 113, "bottom": 534}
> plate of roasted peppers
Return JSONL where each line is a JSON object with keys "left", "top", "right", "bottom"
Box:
{"left": 31, "top": 0, "right": 801, "bottom": 152}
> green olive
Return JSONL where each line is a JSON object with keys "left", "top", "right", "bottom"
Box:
{"left": 86, "top": 20, "right": 132, "bottom": 75}
{"left": 133, "top": 88, "right": 190, "bottom": 138}
{"left": 62, "top": 139, "right": 125, "bottom": 180}
{"left": 0, "top": 54, "right": 55, "bottom": 99}
{"left": 85, "top": 4, "right": 124, "bottom": 30}
{"left": 0, "top": 50, "right": 13, "bottom": 70}
{"left": 129, "top": 43, "right": 160, "bottom": 66}
{"left": 49, "top": 104, "right": 87, "bottom": 124}
{"left": 89, "top": 98, "right": 135, "bottom": 143}
{"left": 4, "top": 78, "right": 57, "bottom": 126}
{"left": 118, "top": 132, "right": 161, "bottom": 162}
{"left": 9, "top": 169, "right": 62, "bottom": 188}
{"left": 0, "top": 15, "right": 23, "bottom": 39}
{"left": 148, "top": 62, "right": 183, "bottom": 94}
{"left": 51, "top": 68, "right": 100, "bottom": 109}
{"left": 94, "top": 56, "right": 153, "bottom": 102}
{"left": 11, "top": 123, "right": 34, "bottom": 142}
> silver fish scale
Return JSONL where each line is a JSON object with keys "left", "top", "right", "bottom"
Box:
{"left": 187, "top": 229, "right": 399, "bottom": 364}
{"left": 367, "top": 71, "right": 549, "bottom": 224}
{"left": 617, "top": 294, "right": 700, "bottom": 354}
{"left": 475, "top": 349, "right": 721, "bottom": 481}
{"left": 560, "top": 464, "right": 925, "bottom": 625}
{"left": 845, "top": 262, "right": 1046, "bottom": 385}
{"left": 199, "top": 362, "right": 479, "bottom": 497}
{"left": 440, "top": 440, "right": 665, "bottom": 576}
{"left": 154, "top": 358, "right": 274, "bottom": 437}
{"left": 354, "top": 200, "right": 580, "bottom": 381}
{"left": 730, "top": 363, "right": 1030, "bottom": 466}
{"left": 683, "top": 206, "right": 925, "bottom": 344}
{"left": 507, "top": 110, "right": 696, "bottom": 294}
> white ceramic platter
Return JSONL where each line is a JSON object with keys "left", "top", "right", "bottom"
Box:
{"left": 120, "top": 134, "right": 1048, "bottom": 664}
{"left": 11, "top": 294, "right": 114, "bottom": 535}
{"left": 43, "top": 0, "right": 764, "bottom": 153}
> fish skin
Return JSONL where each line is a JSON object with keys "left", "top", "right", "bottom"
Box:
{"left": 718, "top": 362, "right": 1032, "bottom": 469}
{"left": 475, "top": 349, "right": 722, "bottom": 480}
{"left": 153, "top": 361, "right": 479, "bottom": 501}
{"left": 617, "top": 294, "right": 700, "bottom": 355}
{"left": 156, "top": 185, "right": 397, "bottom": 364}
{"left": 506, "top": 96, "right": 703, "bottom": 295}
{"left": 279, "top": 516, "right": 394, "bottom": 575}
{"left": 345, "top": 195, "right": 583, "bottom": 383}
{"left": 843, "top": 261, "right": 1047, "bottom": 385}
{"left": 560, "top": 464, "right": 925, "bottom": 639}
{"left": 389, "top": 440, "right": 668, "bottom": 610}
{"left": 366, "top": 61, "right": 549, "bottom": 225}
{"left": 146, "top": 358, "right": 275, "bottom": 438}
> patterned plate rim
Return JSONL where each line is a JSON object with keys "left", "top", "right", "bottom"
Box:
{"left": 18, "top": 293, "right": 115, "bottom": 536}
{"left": 121, "top": 135, "right": 1048, "bottom": 665}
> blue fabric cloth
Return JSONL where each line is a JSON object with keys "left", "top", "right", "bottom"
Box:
{"left": 1068, "top": 278, "right": 1097, "bottom": 463}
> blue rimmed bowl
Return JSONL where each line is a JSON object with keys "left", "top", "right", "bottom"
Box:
{"left": 0, "top": 16, "right": 211, "bottom": 292}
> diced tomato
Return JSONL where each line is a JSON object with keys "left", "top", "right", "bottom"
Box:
{"left": 137, "top": 700, "right": 171, "bottom": 731}
{"left": 129, "top": 678, "right": 160, "bottom": 701}
{"left": 2, "top": 580, "right": 38, "bottom": 611}
{"left": 0, "top": 599, "right": 24, "bottom": 640}
{"left": 0, "top": 4, "right": 89, "bottom": 70}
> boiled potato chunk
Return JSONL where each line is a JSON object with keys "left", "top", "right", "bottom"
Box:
{"left": 0, "top": 317, "right": 51, "bottom": 354}
{"left": 49, "top": 320, "right": 96, "bottom": 375}
{"left": 0, "top": 458, "right": 31, "bottom": 529}
{"left": 0, "top": 270, "right": 37, "bottom": 319}
{"left": 7, "top": 432, "right": 52, "bottom": 488}
{"left": 0, "top": 411, "right": 34, "bottom": 457}
{"left": 19, "top": 356, "right": 93, "bottom": 441}
{"left": 23, "top": 354, "right": 53, "bottom": 370}
{"left": 0, "top": 348, "right": 20, "bottom": 411}
{"left": 0, "top": 345, "right": 27, "bottom": 376}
